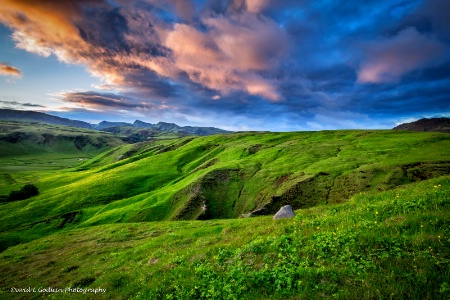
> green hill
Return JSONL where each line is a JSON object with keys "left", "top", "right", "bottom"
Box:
{"left": 0, "top": 129, "right": 449, "bottom": 299}
{"left": 0, "top": 121, "right": 124, "bottom": 173}
{"left": 0, "top": 176, "right": 448, "bottom": 299}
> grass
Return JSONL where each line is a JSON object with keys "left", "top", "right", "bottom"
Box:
{"left": 1, "top": 130, "right": 449, "bottom": 249}
{"left": 0, "top": 121, "right": 124, "bottom": 192}
{"left": 0, "top": 128, "right": 449, "bottom": 298}
{"left": 0, "top": 176, "right": 448, "bottom": 299}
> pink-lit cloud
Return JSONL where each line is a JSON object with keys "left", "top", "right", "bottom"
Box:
{"left": 225, "top": 0, "right": 289, "bottom": 15}
{"left": 0, "top": 0, "right": 288, "bottom": 102}
{"left": 165, "top": 13, "right": 287, "bottom": 100}
{"left": 357, "top": 27, "right": 448, "bottom": 84}
{"left": 0, "top": 63, "right": 22, "bottom": 78}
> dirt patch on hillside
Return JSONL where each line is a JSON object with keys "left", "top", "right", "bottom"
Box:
{"left": 403, "top": 162, "right": 450, "bottom": 181}
{"left": 172, "top": 168, "right": 242, "bottom": 220}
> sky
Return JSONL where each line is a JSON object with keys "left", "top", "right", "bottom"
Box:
{"left": 0, "top": 0, "right": 449, "bottom": 131}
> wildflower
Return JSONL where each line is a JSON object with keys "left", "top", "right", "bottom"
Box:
{"left": 374, "top": 221, "right": 377, "bottom": 224}
{"left": 375, "top": 211, "right": 378, "bottom": 215}
{"left": 438, "top": 235, "right": 441, "bottom": 239}
{"left": 420, "top": 225, "right": 423, "bottom": 228}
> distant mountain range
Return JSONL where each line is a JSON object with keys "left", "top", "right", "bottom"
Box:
{"left": 0, "top": 109, "right": 231, "bottom": 136}
{"left": 0, "top": 109, "right": 92, "bottom": 129}
{"left": 393, "top": 117, "right": 450, "bottom": 133}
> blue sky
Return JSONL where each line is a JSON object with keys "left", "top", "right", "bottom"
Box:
{"left": 0, "top": 0, "right": 449, "bottom": 131}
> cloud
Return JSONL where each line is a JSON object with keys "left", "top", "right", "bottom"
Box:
{"left": 0, "top": 0, "right": 288, "bottom": 102}
{"left": 400, "top": 0, "right": 450, "bottom": 39}
{"left": 0, "top": 0, "right": 449, "bottom": 131}
{"left": 224, "top": 0, "right": 272, "bottom": 14}
{"left": 0, "top": 63, "right": 22, "bottom": 78}
{"left": 357, "top": 27, "right": 448, "bottom": 83}
{"left": 166, "top": 0, "right": 195, "bottom": 20}
{"left": 0, "top": 1, "right": 169, "bottom": 89}
{"left": 0, "top": 99, "right": 44, "bottom": 108}
{"left": 0, "top": 1, "right": 96, "bottom": 60}
{"left": 165, "top": 13, "right": 287, "bottom": 100}
{"left": 59, "top": 91, "right": 154, "bottom": 110}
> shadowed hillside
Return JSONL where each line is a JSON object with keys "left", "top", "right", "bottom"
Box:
{"left": 393, "top": 117, "right": 450, "bottom": 133}
{"left": 0, "top": 121, "right": 123, "bottom": 156}
{"left": 0, "top": 121, "right": 124, "bottom": 175}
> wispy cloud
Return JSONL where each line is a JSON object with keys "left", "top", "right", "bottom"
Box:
{"left": 0, "top": 63, "right": 22, "bottom": 78}
{"left": 0, "top": 99, "right": 44, "bottom": 108}
{"left": 57, "top": 91, "right": 176, "bottom": 115}
{"left": 59, "top": 91, "right": 152, "bottom": 110}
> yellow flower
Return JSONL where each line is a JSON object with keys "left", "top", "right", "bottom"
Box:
{"left": 375, "top": 211, "right": 378, "bottom": 215}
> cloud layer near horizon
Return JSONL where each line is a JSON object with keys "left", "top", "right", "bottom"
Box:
{"left": 0, "top": 0, "right": 449, "bottom": 130}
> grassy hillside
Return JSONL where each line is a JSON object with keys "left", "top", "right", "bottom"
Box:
{"left": 0, "top": 121, "right": 123, "bottom": 156}
{"left": 100, "top": 126, "right": 185, "bottom": 143}
{"left": 0, "top": 175, "right": 448, "bottom": 299}
{"left": 0, "top": 129, "right": 449, "bottom": 298}
{"left": 0, "top": 130, "right": 449, "bottom": 251}
{"left": 0, "top": 121, "right": 124, "bottom": 173}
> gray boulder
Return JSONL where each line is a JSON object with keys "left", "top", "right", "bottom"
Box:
{"left": 273, "top": 205, "right": 295, "bottom": 220}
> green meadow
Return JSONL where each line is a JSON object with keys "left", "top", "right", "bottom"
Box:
{"left": 0, "top": 124, "right": 449, "bottom": 299}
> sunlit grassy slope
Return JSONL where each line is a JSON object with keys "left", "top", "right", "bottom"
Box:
{"left": 0, "top": 129, "right": 449, "bottom": 299}
{"left": 1, "top": 130, "right": 449, "bottom": 252}
{"left": 0, "top": 175, "right": 448, "bottom": 299}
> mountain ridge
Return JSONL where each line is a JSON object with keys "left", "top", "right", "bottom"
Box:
{"left": 393, "top": 117, "right": 450, "bottom": 133}
{"left": 0, "top": 108, "right": 92, "bottom": 129}
{"left": 0, "top": 109, "right": 231, "bottom": 136}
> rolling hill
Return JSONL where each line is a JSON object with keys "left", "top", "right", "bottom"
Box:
{"left": 0, "top": 129, "right": 449, "bottom": 299}
{"left": 1, "top": 129, "right": 449, "bottom": 242}
{"left": 0, "top": 121, "right": 124, "bottom": 173}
